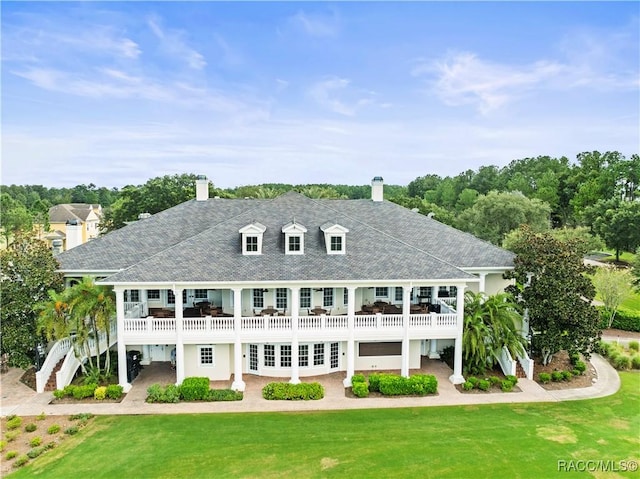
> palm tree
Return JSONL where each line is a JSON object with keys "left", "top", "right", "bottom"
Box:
{"left": 463, "top": 291, "right": 526, "bottom": 375}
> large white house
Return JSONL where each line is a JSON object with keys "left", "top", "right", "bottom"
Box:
{"left": 54, "top": 176, "right": 518, "bottom": 392}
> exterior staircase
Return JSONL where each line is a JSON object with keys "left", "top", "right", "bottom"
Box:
{"left": 44, "top": 358, "right": 65, "bottom": 391}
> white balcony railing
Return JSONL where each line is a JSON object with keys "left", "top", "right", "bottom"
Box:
{"left": 122, "top": 312, "right": 458, "bottom": 339}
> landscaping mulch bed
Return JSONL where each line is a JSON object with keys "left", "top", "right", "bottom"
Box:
{"left": 533, "top": 350, "right": 597, "bottom": 390}
{"left": 455, "top": 367, "right": 522, "bottom": 394}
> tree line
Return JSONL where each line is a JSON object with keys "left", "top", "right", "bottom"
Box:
{"left": 2, "top": 150, "right": 639, "bottom": 258}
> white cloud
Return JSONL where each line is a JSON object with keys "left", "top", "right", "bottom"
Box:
{"left": 309, "top": 76, "right": 376, "bottom": 116}
{"left": 147, "top": 14, "right": 206, "bottom": 70}
{"left": 289, "top": 10, "right": 340, "bottom": 37}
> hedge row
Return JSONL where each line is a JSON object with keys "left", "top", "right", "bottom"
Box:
{"left": 352, "top": 373, "right": 438, "bottom": 397}
{"left": 146, "top": 377, "right": 243, "bottom": 403}
{"left": 261, "top": 382, "right": 324, "bottom": 400}
{"left": 598, "top": 307, "right": 640, "bottom": 332}
{"left": 53, "top": 383, "right": 123, "bottom": 400}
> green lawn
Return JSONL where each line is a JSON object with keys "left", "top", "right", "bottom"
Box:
{"left": 13, "top": 373, "right": 640, "bottom": 479}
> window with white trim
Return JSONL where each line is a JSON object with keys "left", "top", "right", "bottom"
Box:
{"left": 288, "top": 235, "right": 301, "bottom": 253}
{"left": 194, "top": 289, "right": 208, "bottom": 299}
{"left": 253, "top": 289, "right": 264, "bottom": 308}
{"left": 330, "top": 342, "right": 339, "bottom": 369}
{"left": 314, "top": 343, "right": 325, "bottom": 366}
{"left": 276, "top": 288, "right": 287, "bottom": 310}
{"left": 240, "top": 222, "right": 266, "bottom": 255}
{"left": 299, "top": 345, "right": 309, "bottom": 367}
{"left": 199, "top": 346, "right": 214, "bottom": 366}
{"left": 375, "top": 287, "right": 388, "bottom": 298}
{"left": 330, "top": 236, "right": 343, "bottom": 252}
{"left": 280, "top": 345, "right": 291, "bottom": 367}
{"left": 246, "top": 236, "right": 258, "bottom": 252}
{"left": 343, "top": 288, "right": 348, "bottom": 306}
{"left": 124, "top": 290, "right": 140, "bottom": 302}
{"left": 323, "top": 288, "right": 334, "bottom": 307}
{"left": 147, "top": 289, "right": 160, "bottom": 300}
{"left": 300, "top": 288, "right": 311, "bottom": 309}
{"left": 282, "top": 222, "right": 307, "bottom": 255}
{"left": 321, "top": 223, "right": 349, "bottom": 255}
{"left": 167, "top": 290, "right": 175, "bottom": 304}
{"left": 395, "top": 287, "right": 403, "bottom": 302}
{"left": 264, "top": 345, "right": 275, "bottom": 367}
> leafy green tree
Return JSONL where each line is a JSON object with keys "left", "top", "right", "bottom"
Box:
{"left": 295, "top": 185, "right": 345, "bottom": 199}
{"left": 455, "top": 188, "right": 479, "bottom": 211}
{"left": 505, "top": 227, "right": 600, "bottom": 365}
{"left": 0, "top": 234, "right": 64, "bottom": 368}
{"left": 503, "top": 226, "right": 604, "bottom": 255}
{"left": 457, "top": 191, "right": 551, "bottom": 245}
{"left": 592, "top": 267, "right": 633, "bottom": 328}
{"left": 462, "top": 291, "right": 526, "bottom": 375}
{"left": 0, "top": 193, "right": 33, "bottom": 246}
{"left": 588, "top": 199, "right": 640, "bottom": 262}
{"left": 407, "top": 174, "right": 442, "bottom": 198}
{"left": 569, "top": 151, "right": 624, "bottom": 219}
{"left": 632, "top": 247, "right": 640, "bottom": 291}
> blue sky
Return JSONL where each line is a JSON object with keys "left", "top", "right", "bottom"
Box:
{"left": 2, "top": 2, "right": 639, "bottom": 189}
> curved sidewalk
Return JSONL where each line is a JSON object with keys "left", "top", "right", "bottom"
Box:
{"left": 0, "top": 353, "right": 621, "bottom": 418}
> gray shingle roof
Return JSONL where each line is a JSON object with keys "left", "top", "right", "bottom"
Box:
{"left": 57, "top": 192, "right": 513, "bottom": 283}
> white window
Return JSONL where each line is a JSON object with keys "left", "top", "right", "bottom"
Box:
{"left": 239, "top": 222, "right": 266, "bottom": 255}
{"left": 282, "top": 222, "right": 307, "bottom": 255}
{"left": 199, "top": 346, "right": 214, "bottom": 367}
{"left": 314, "top": 343, "right": 324, "bottom": 366}
{"left": 299, "top": 345, "right": 309, "bottom": 367}
{"left": 276, "top": 288, "right": 288, "bottom": 310}
{"left": 253, "top": 289, "right": 264, "bottom": 308}
{"left": 147, "top": 289, "right": 160, "bottom": 300}
{"left": 167, "top": 290, "right": 175, "bottom": 304}
{"left": 194, "top": 289, "right": 208, "bottom": 299}
{"left": 375, "top": 287, "right": 388, "bottom": 298}
{"left": 395, "top": 287, "right": 403, "bottom": 302}
{"left": 280, "top": 345, "right": 291, "bottom": 367}
{"left": 264, "top": 345, "right": 275, "bottom": 367}
{"left": 343, "top": 288, "right": 348, "bottom": 306}
{"left": 323, "top": 288, "right": 334, "bottom": 307}
{"left": 300, "top": 288, "right": 311, "bottom": 309}
{"left": 321, "top": 223, "right": 349, "bottom": 255}
{"left": 125, "top": 290, "right": 140, "bottom": 302}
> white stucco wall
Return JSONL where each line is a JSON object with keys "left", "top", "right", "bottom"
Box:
{"left": 485, "top": 273, "right": 513, "bottom": 295}
{"left": 354, "top": 340, "right": 422, "bottom": 371}
{"left": 184, "top": 344, "right": 232, "bottom": 380}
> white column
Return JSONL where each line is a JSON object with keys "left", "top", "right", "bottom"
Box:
{"left": 401, "top": 285, "right": 411, "bottom": 377}
{"left": 343, "top": 286, "right": 356, "bottom": 387}
{"left": 289, "top": 287, "right": 300, "bottom": 384}
{"left": 231, "top": 288, "right": 245, "bottom": 391}
{"left": 478, "top": 273, "right": 487, "bottom": 294}
{"left": 449, "top": 284, "right": 466, "bottom": 384}
{"left": 141, "top": 345, "right": 151, "bottom": 366}
{"left": 115, "top": 288, "right": 131, "bottom": 392}
{"left": 141, "top": 288, "right": 149, "bottom": 317}
{"left": 428, "top": 339, "right": 440, "bottom": 359}
{"left": 174, "top": 287, "right": 185, "bottom": 385}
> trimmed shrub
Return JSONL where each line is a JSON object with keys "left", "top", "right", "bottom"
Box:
{"left": 64, "top": 426, "right": 79, "bottom": 436}
{"left": 613, "top": 354, "right": 631, "bottom": 370}
{"left": 573, "top": 360, "right": 587, "bottom": 374}
{"left": 180, "top": 377, "right": 210, "bottom": 401}
{"left": 561, "top": 371, "right": 573, "bottom": 381}
{"left": 462, "top": 381, "right": 474, "bottom": 391}
{"left": 551, "top": 371, "right": 564, "bottom": 382}
{"left": 5, "top": 431, "right": 19, "bottom": 442}
{"left": 262, "top": 382, "right": 324, "bottom": 400}
{"left": 571, "top": 369, "right": 581, "bottom": 377}
{"left": 597, "top": 341, "right": 611, "bottom": 357}
{"left": 24, "top": 423, "right": 37, "bottom": 433}
{"left": 206, "top": 389, "right": 243, "bottom": 401}
{"left": 6, "top": 416, "right": 22, "bottom": 430}
{"left": 27, "top": 446, "right": 45, "bottom": 459}
{"left": 29, "top": 437, "right": 42, "bottom": 447}
{"left": 501, "top": 380, "right": 514, "bottom": 392}
{"left": 368, "top": 373, "right": 383, "bottom": 392}
{"left": 146, "top": 383, "right": 181, "bottom": 403}
{"left": 13, "top": 455, "right": 29, "bottom": 468}
{"left": 94, "top": 386, "right": 107, "bottom": 400}
{"left": 351, "top": 373, "right": 366, "bottom": 384}
{"left": 352, "top": 381, "right": 369, "bottom": 398}
{"left": 69, "top": 413, "right": 94, "bottom": 421}
{"left": 36, "top": 412, "right": 46, "bottom": 421}
{"left": 53, "top": 389, "right": 65, "bottom": 399}
{"left": 489, "top": 376, "right": 501, "bottom": 387}
{"left": 629, "top": 340, "right": 639, "bottom": 352}
{"left": 72, "top": 384, "right": 96, "bottom": 399}
{"left": 47, "top": 424, "right": 60, "bottom": 434}
{"left": 106, "top": 384, "right": 124, "bottom": 400}
{"left": 505, "top": 375, "right": 518, "bottom": 386}
{"left": 467, "top": 376, "right": 480, "bottom": 387}
{"left": 477, "top": 379, "right": 490, "bottom": 391}
{"left": 408, "top": 375, "right": 438, "bottom": 395}
{"left": 610, "top": 308, "right": 640, "bottom": 332}
{"left": 45, "top": 442, "right": 56, "bottom": 450}
{"left": 6, "top": 451, "right": 17, "bottom": 460}
{"left": 568, "top": 352, "right": 580, "bottom": 365}
{"left": 0, "top": 440, "right": 5, "bottom": 452}
{"left": 631, "top": 355, "right": 640, "bottom": 370}
{"left": 538, "top": 373, "right": 551, "bottom": 384}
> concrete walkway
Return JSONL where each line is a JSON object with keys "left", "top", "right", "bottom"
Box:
{"left": 0, "top": 353, "right": 622, "bottom": 418}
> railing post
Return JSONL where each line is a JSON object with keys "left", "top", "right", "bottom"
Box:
{"left": 343, "top": 286, "right": 356, "bottom": 387}
{"left": 175, "top": 287, "right": 185, "bottom": 385}
{"left": 289, "top": 287, "right": 300, "bottom": 385}
{"left": 401, "top": 285, "right": 411, "bottom": 378}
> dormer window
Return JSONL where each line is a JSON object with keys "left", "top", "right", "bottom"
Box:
{"left": 239, "top": 222, "right": 266, "bottom": 255}
{"left": 320, "top": 222, "right": 349, "bottom": 255}
{"left": 282, "top": 222, "right": 307, "bottom": 255}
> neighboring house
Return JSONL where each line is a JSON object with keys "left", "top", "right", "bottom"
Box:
{"left": 47, "top": 204, "right": 102, "bottom": 251}
{"left": 55, "top": 177, "right": 518, "bottom": 392}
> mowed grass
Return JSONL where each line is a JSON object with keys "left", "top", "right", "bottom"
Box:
{"left": 14, "top": 373, "right": 640, "bottom": 479}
